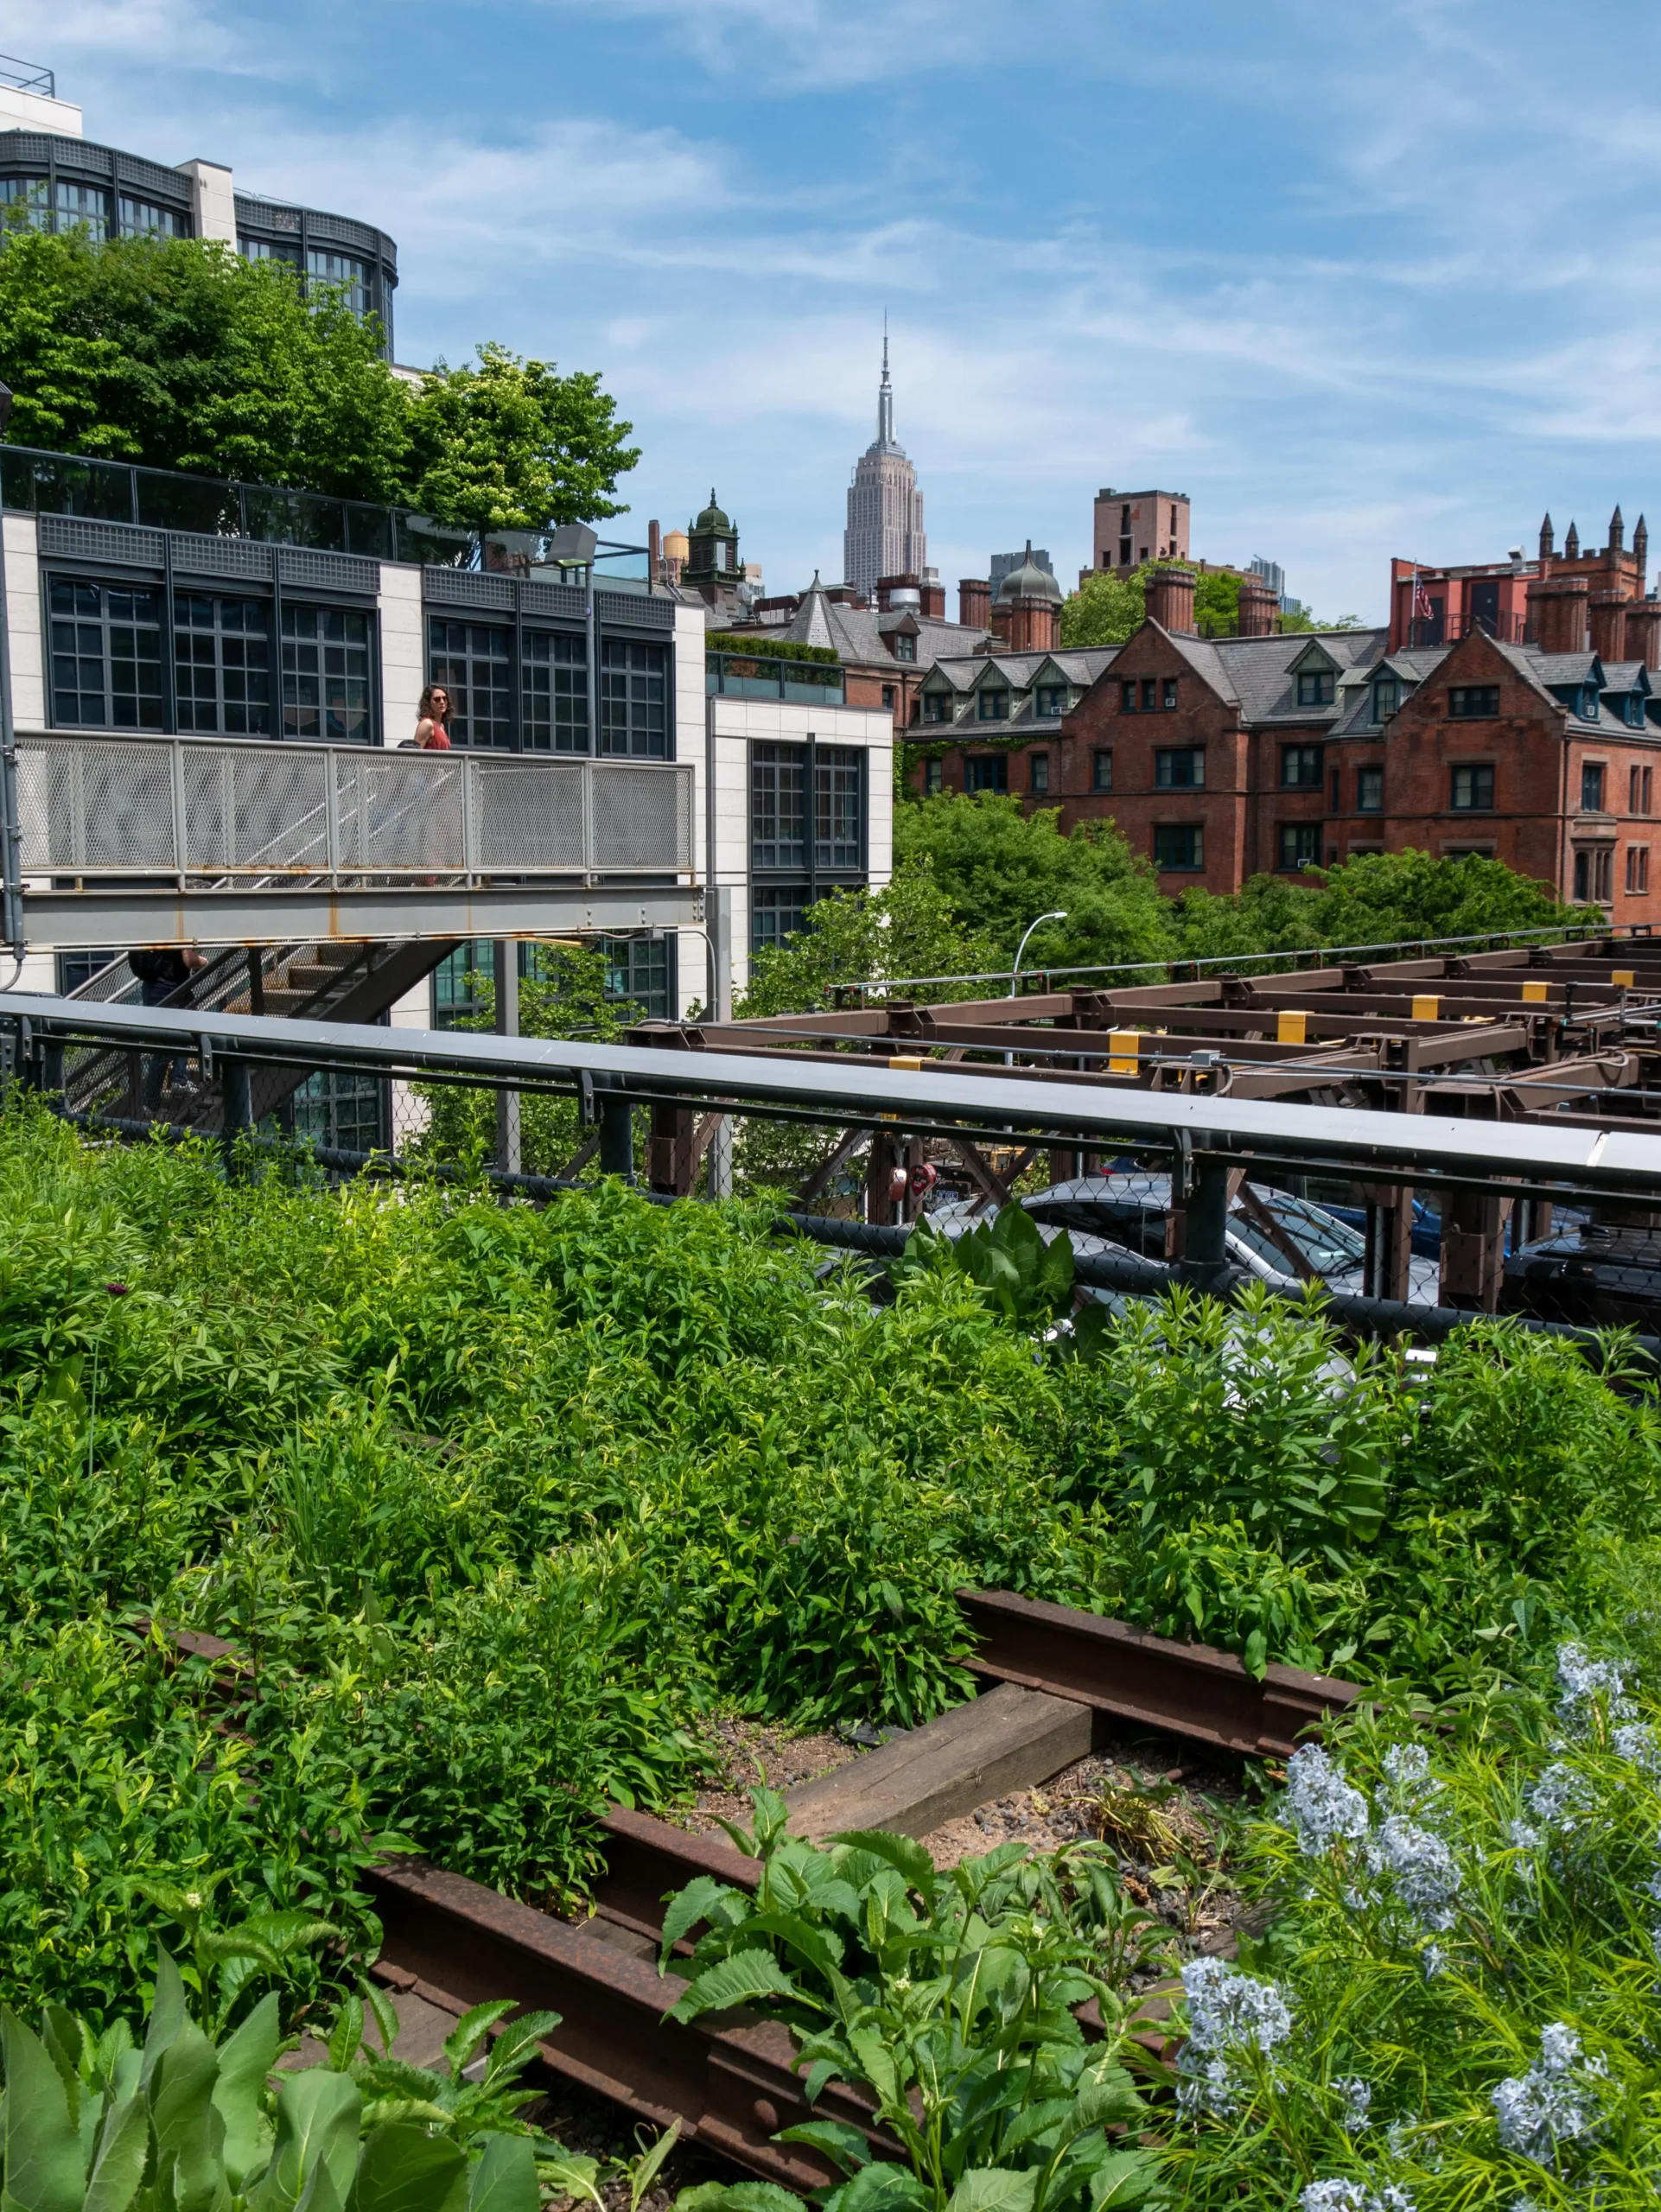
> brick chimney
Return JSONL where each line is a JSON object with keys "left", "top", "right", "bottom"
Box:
{"left": 1238, "top": 576, "right": 1278, "bottom": 636}
{"left": 959, "top": 577, "right": 991, "bottom": 629}
{"left": 919, "top": 570, "right": 945, "bottom": 620}
{"left": 1526, "top": 574, "right": 1589, "bottom": 653}
{"left": 1591, "top": 591, "right": 1628, "bottom": 664}
{"left": 1626, "top": 599, "right": 1661, "bottom": 671}
{"left": 1145, "top": 565, "right": 1196, "bottom": 634}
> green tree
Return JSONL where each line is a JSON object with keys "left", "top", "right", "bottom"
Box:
{"left": 894, "top": 792, "right": 1177, "bottom": 976}
{"left": 735, "top": 861, "right": 999, "bottom": 1019}
{"left": 1060, "top": 559, "right": 1362, "bottom": 646}
{"left": 404, "top": 342, "right": 640, "bottom": 530}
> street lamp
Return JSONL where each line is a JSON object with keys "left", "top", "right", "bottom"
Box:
{"left": 1007, "top": 910, "right": 1066, "bottom": 1067}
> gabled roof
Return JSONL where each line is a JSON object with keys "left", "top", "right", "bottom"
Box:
{"left": 923, "top": 646, "right": 1118, "bottom": 694}
{"left": 1173, "top": 626, "right": 1388, "bottom": 724}
{"left": 1601, "top": 659, "right": 1651, "bottom": 695}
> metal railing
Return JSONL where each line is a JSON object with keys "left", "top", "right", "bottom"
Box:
{"left": 707, "top": 650, "right": 845, "bottom": 702}
{"left": 16, "top": 734, "right": 696, "bottom": 886}
{"left": 0, "top": 54, "right": 54, "bottom": 95}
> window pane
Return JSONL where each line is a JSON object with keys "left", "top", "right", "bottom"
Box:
{"left": 1092, "top": 748, "right": 1112, "bottom": 792}
{"left": 429, "top": 617, "right": 513, "bottom": 747}
{"left": 175, "top": 593, "right": 272, "bottom": 735}
{"left": 1154, "top": 824, "right": 1203, "bottom": 870}
{"left": 0, "top": 177, "right": 50, "bottom": 232}
{"left": 240, "top": 235, "right": 302, "bottom": 269}
{"left": 54, "top": 181, "right": 109, "bottom": 239}
{"left": 602, "top": 933, "right": 676, "bottom": 1019}
{"left": 965, "top": 754, "right": 1009, "bottom": 793}
{"left": 752, "top": 744, "right": 806, "bottom": 870}
{"left": 523, "top": 629, "right": 589, "bottom": 752}
{"left": 48, "top": 575, "right": 164, "bottom": 729}
{"left": 118, "top": 196, "right": 186, "bottom": 238}
{"left": 291, "top": 1068, "right": 387, "bottom": 1153}
{"left": 752, "top": 886, "right": 811, "bottom": 955}
{"left": 282, "top": 603, "right": 371, "bottom": 742}
{"left": 307, "top": 247, "right": 370, "bottom": 315}
{"left": 815, "top": 747, "right": 864, "bottom": 869}
{"left": 431, "top": 941, "right": 492, "bottom": 1028}
{"left": 600, "top": 638, "right": 668, "bottom": 757}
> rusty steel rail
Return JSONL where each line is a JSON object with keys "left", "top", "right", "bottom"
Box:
{"left": 957, "top": 1589, "right": 1360, "bottom": 1759}
{"left": 368, "top": 1854, "right": 892, "bottom": 2188}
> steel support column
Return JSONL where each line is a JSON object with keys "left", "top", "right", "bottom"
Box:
{"left": 599, "top": 1090, "right": 634, "bottom": 1180}
{"left": 493, "top": 940, "right": 521, "bottom": 1177}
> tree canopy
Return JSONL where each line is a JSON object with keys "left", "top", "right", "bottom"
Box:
{"left": 1059, "top": 559, "right": 1364, "bottom": 647}
{"left": 0, "top": 225, "right": 639, "bottom": 524}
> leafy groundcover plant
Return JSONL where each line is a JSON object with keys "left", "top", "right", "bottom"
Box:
{"left": 660, "top": 1790, "right": 1165, "bottom": 2212}
{"left": 1164, "top": 1641, "right": 1661, "bottom": 2208}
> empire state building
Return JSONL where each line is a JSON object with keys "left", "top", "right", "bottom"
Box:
{"left": 843, "top": 338, "right": 926, "bottom": 601}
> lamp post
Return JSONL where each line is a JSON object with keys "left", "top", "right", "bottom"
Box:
{"left": 1006, "top": 909, "right": 1066, "bottom": 1066}
{"left": 0, "top": 376, "right": 23, "bottom": 979}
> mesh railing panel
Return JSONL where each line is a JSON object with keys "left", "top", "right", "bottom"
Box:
{"left": 591, "top": 764, "right": 694, "bottom": 869}
{"left": 18, "top": 739, "right": 178, "bottom": 871}
{"left": 474, "top": 760, "right": 587, "bottom": 870}
{"left": 215, "top": 748, "right": 331, "bottom": 873}
{"left": 334, "top": 749, "right": 468, "bottom": 873}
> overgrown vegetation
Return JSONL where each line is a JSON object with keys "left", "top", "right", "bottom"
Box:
{"left": 3, "top": 1100, "right": 1659, "bottom": 2031}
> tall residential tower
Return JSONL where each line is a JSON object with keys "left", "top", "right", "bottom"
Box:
{"left": 843, "top": 337, "right": 926, "bottom": 601}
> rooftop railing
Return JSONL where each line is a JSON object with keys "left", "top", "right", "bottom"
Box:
{"left": 0, "top": 54, "right": 54, "bottom": 96}
{"left": 17, "top": 732, "right": 696, "bottom": 887}
{"left": 707, "top": 649, "right": 845, "bottom": 702}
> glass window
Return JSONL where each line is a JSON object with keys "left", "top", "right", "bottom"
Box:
{"left": 881, "top": 684, "right": 895, "bottom": 709}
{"left": 1030, "top": 752, "right": 1049, "bottom": 794}
{"left": 1582, "top": 686, "right": 1600, "bottom": 721}
{"left": 1295, "top": 669, "right": 1335, "bottom": 706}
{"left": 966, "top": 753, "right": 1009, "bottom": 792}
{"left": 1278, "top": 822, "right": 1321, "bottom": 869}
{"left": 922, "top": 691, "right": 951, "bottom": 724}
{"left": 1154, "top": 823, "right": 1203, "bottom": 870}
{"left": 282, "top": 604, "right": 371, "bottom": 742}
{"left": 1120, "top": 680, "right": 1138, "bottom": 712}
{"left": 431, "top": 942, "right": 491, "bottom": 1029}
{"left": 53, "top": 181, "right": 109, "bottom": 239}
{"left": 752, "top": 744, "right": 806, "bottom": 871}
{"left": 56, "top": 949, "right": 123, "bottom": 995}
{"left": 1626, "top": 846, "right": 1650, "bottom": 894}
{"left": 118, "top": 196, "right": 186, "bottom": 238}
{"left": 1281, "top": 743, "right": 1323, "bottom": 787}
{"left": 1357, "top": 765, "right": 1384, "bottom": 812}
{"left": 752, "top": 886, "right": 811, "bottom": 956}
{"left": 815, "top": 747, "right": 864, "bottom": 869}
{"left": 175, "top": 594, "right": 271, "bottom": 735}
{"left": 0, "top": 177, "right": 49, "bottom": 232}
{"left": 1091, "top": 747, "right": 1112, "bottom": 792}
{"left": 1448, "top": 685, "right": 1499, "bottom": 719}
{"left": 1036, "top": 683, "right": 1066, "bottom": 718}
{"left": 892, "top": 633, "right": 916, "bottom": 662}
{"left": 307, "top": 247, "right": 370, "bottom": 316}
{"left": 523, "top": 629, "right": 588, "bottom": 753}
{"left": 600, "top": 638, "right": 668, "bottom": 757}
{"left": 1140, "top": 678, "right": 1157, "bottom": 710}
{"left": 1581, "top": 762, "right": 1606, "bottom": 812}
{"left": 602, "top": 933, "right": 676, "bottom": 1019}
{"left": 240, "top": 236, "right": 302, "bottom": 270}
{"left": 48, "top": 577, "right": 164, "bottom": 730}
{"left": 977, "top": 690, "right": 1009, "bottom": 721}
{"left": 429, "top": 617, "right": 512, "bottom": 748}
{"left": 924, "top": 758, "right": 943, "bottom": 794}
{"left": 1371, "top": 676, "right": 1399, "bottom": 723}
{"left": 1161, "top": 677, "right": 1177, "bottom": 709}
{"left": 1155, "top": 747, "right": 1205, "bottom": 788}
{"left": 1626, "top": 694, "right": 1645, "bottom": 728}
{"left": 1452, "top": 764, "right": 1496, "bottom": 811}
{"left": 292, "top": 1068, "right": 387, "bottom": 1154}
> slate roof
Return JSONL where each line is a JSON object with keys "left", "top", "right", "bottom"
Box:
{"left": 742, "top": 578, "right": 990, "bottom": 670}
{"left": 1149, "top": 624, "right": 1390, "bottom": 727}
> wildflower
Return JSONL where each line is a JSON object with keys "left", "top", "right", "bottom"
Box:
{"left": 1492, "top": 2022, "right": 1603, "bottom": 2169}
{"left": 1524, "top": 1762, "right": 1594, "bottom": 1835}
{"left": 1422, "top": 1942, "right": 1447, "bottom": 1979}
{"left": 1334, "top": 2075, "right": 1371, "bottom": 2133}
{"left": 1612, "top": 1722, "right": 1661, "bottom": 1773}
{"left": 1381, "top": 1743, "right": 1438, "bottom": 1812}
{"left": 1176, "top": 1955, "right": 1293, "bottom": 2117}
{"left": 1367, "top": 1815, "right": 1461, "bottom": 1932}
{"left": 1300, "top": 2184, "right": 1413, "bottom": 2212}
{"left": 183, "top": 1891, "right": 203, "bottom": 1911}
{"left": 1554, "top": 1643, "right": 1636, "bottom": 1733}
{"left": 1507, "top": 1818, "right": 1543, "bottom": 1851}
{"left": 1282, "top": 1745, "right": 1371, "bottom": 1858}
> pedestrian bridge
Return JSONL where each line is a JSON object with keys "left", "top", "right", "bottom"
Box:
{"left": 16, "top": 731, "right": 699, "bottom": 948}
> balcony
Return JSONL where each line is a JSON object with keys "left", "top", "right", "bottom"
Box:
{"left": 707, "top": 649, "right": 845, "bottom": 703}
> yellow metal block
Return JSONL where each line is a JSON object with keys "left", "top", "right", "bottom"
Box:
{"left": 1276, "top": 1009, "right": 1308, "bottom": 1046}
{"left": 1613, "top": 969, "right": 1635, "bottom": 988}
{"left": 1411, "top": 994, "right": 1441, "bottom": 1022}
{"left": 1521, "top": 979, "right": 1549, "bottom": 1002}
{"left": 888, "top": 1056, "right": 924, "bottom": 1071}
{"left": 1109, "top": 1028, "right": 1139, "bottom": 1076}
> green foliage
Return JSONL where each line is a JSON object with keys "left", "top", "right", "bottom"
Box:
{"left": 708, "top": 636, "right": 842, "bottom": 666}
{"left": 1167, "top": 1647, "right": 1661, "bottom": 2207}
{"left": 0, "top": 1951, "right": 558, "bottom": 2212}
{"left": 735, "top": 861, "right": 1000, "bottom": 1020}
{"left": 900, "top": 1209, "right": 1075, "bottom": 1332}
{"left": 665, "top": 1794, "right": 1164, "bottom": 2212}
{"left": 0, "top": 226, "right": 638, "bottom": 525}
{"left": 1059, "top": 561, "right": 1359, "bottom": 648}
{"left": 891, "top": 798, "right": 1176, "bottom": 975}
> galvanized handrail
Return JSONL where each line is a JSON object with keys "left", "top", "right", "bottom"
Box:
{"left": 0, "top": 53, "right": 54, "bottom": 95}
{"left": 15, "top": 731, "right": 696, "bottom": 886}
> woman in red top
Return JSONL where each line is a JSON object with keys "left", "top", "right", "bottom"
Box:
{"left": 414, "top": 684, "right": 453, "bottom": 748}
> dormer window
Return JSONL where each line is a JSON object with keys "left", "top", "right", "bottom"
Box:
{"left": 892, "top": 633, "right": 916, "bottom": 663}
{"left": 1295, "top": 670, "right": 1336, "bottom": 707}
{"left": 1626, "top": 694, "right": 1645, "bottom": 728}
{"left": 1036, "top": 683, "right": 1066, "bottom": 717}
{"left": 922, "top": 691, "right": 950, "bottom": 724}
{"left": 1371, "top": 675, "right": 1400, "bottom": 724}
{"left": 1581, "top": 686, "right": 1600, "bottom": 720}
{"left": 977, "top": 690, "right": 1009, "bottom": 721}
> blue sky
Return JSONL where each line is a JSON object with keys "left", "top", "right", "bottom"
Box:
{"left": 11, "top": 0, "right": 1661, "bottom": 621}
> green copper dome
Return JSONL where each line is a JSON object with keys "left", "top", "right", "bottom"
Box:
{"left": 996, "top": 541, "right": 1062, "bottom": 606}
{"left": 693, "top": 488, "right": 733, "bottom": 534}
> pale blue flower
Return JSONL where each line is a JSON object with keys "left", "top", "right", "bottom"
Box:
{"left": 1283, "top": 1745, "right": 1371, "bottom": 1857}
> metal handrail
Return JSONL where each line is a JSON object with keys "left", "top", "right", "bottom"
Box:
{"left": 16, "top": 731, "right": 695, "bottom": 885}
{"left": 0, "top": 54, "right": 54, "bottom": 95}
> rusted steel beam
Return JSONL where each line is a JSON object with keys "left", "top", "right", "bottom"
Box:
{"left": 592, "top": 1807, "right": 759, "bottom": 1942}
{"left": 956, "top": 1589, "right": 1359, "bottom": 1760}
{"left": 369, "top": 1856, "right": 888, "bottom": 2189}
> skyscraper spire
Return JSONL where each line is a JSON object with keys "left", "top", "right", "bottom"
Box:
{"left": 877, "top": 321, "right": 894, "bottom": 449}
{"left": 844, "top": 322, "right": 926, "bottom": 601}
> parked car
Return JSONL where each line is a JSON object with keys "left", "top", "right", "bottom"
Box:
{"left": 1316, "top": 1192, "right": 1443, "bottom": 1260}
{"left": 1501, "top": 1221, "right": 1661, "bottom": 1333}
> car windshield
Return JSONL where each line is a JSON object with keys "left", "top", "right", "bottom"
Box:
{"left": 1256, "top": 1191, "right": 1365, "bottom": 1274}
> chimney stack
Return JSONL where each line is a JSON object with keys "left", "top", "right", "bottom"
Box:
{"left": 1635, "top": 515, "right": 1649, "bottom": 587}
{"left": 1238, "top": 575, "right": 1278, "bottom": 636}
{"left": 1564, "top": 520, "right": 1581, "bottom": 560}
{"left": 1591, "top": 591, "right": 1628, "bottom": 664}
{"left": 958, "top": 577, "right": 991, "bottom": 630}
{"left": 1609, "top": 505, "right": 1626, "bottom": 556}
{"left": 1145, "top": 565, "right": 1196, "bottom": 634}
{"left": 1527, "top": 573, "right": 1590, "bottom": 653}
{"left": 1539, "top": 512, "right": 1555, "bottom": 561}
{"left": 919, "top": 569, "right": 945, "bottom": 620}
{"left": 1626, "top": 599, "right": 1661, "bottom": 671}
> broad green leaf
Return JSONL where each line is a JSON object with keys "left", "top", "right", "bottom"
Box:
{"left": 38, "top": 2009, "right": 82, "bottom": 2133}
{"left": 773, "top": 2120, "right": 873, "bottom": 2176}
{"left": 659, "top": 1878, "right": 740, "bottom": 1964}
{"left": 1088, "top": 2150, "right": 1161, "bottom": 2209}
{"left": 664, "top": 1950, "right": 802, "bottom": 2024}
{"left": 824, "top": 2163, "right": 929, "bottom": 2212}
{"left": 826, "top": 1833, "right": 935, "bottom": 1902}
{"left": 149, "top": 2018, "right": 226, "bottom": 2212}
{"left": 533, "top": 2157, "right": 601, "bottom": 2209}
{"left": 328, "top": 1999, "right": 366, "bottom": 2075}
{"left": 140, "top": 1949, "right": 188, "bottom": 2089}
{"left": 0, "top": 2008, "right": 84, "bottom": 2212}
{"left": 844, "top": 2029, "right": 902, "bottom": 2113}
{"left": 213, "top": 1993, "right": 282, "bottom": 2190}
{"left": 676, "top": 2187, "right": 807, "bottom": 2212}
{"left": 944, "top": 2171, "right": 1036, "bottom": 2212}
{"left": 467, "top": 2134, "right": 537, "bottom": 2212}
{"left": 251, "top": 2069, "right": 361, "bottom": 2212}
{"left": 480, "top": 2012, "right": 559, "bottom": 2084}
{"left": 743, "top": 1911, "right": 845, "bottom": 1982}
{"left": 81, "top": 2098, "right": 149, "bottom": 2212}
{"left": 441, "top": 2004, "right": 516, "bottom": 2077}
{"left": 626, "top": 2118, "right": 679, "bottom": 2212}
{"left": 360, "top": 1982, "right": 402, "bottom": 2062}
{"left": 348, "top": 2124, "right": 468, "bottom": 2212}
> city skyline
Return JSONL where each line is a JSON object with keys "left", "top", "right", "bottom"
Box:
{"left": 842, "top": 334, "right": 926, "bottom": 600}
